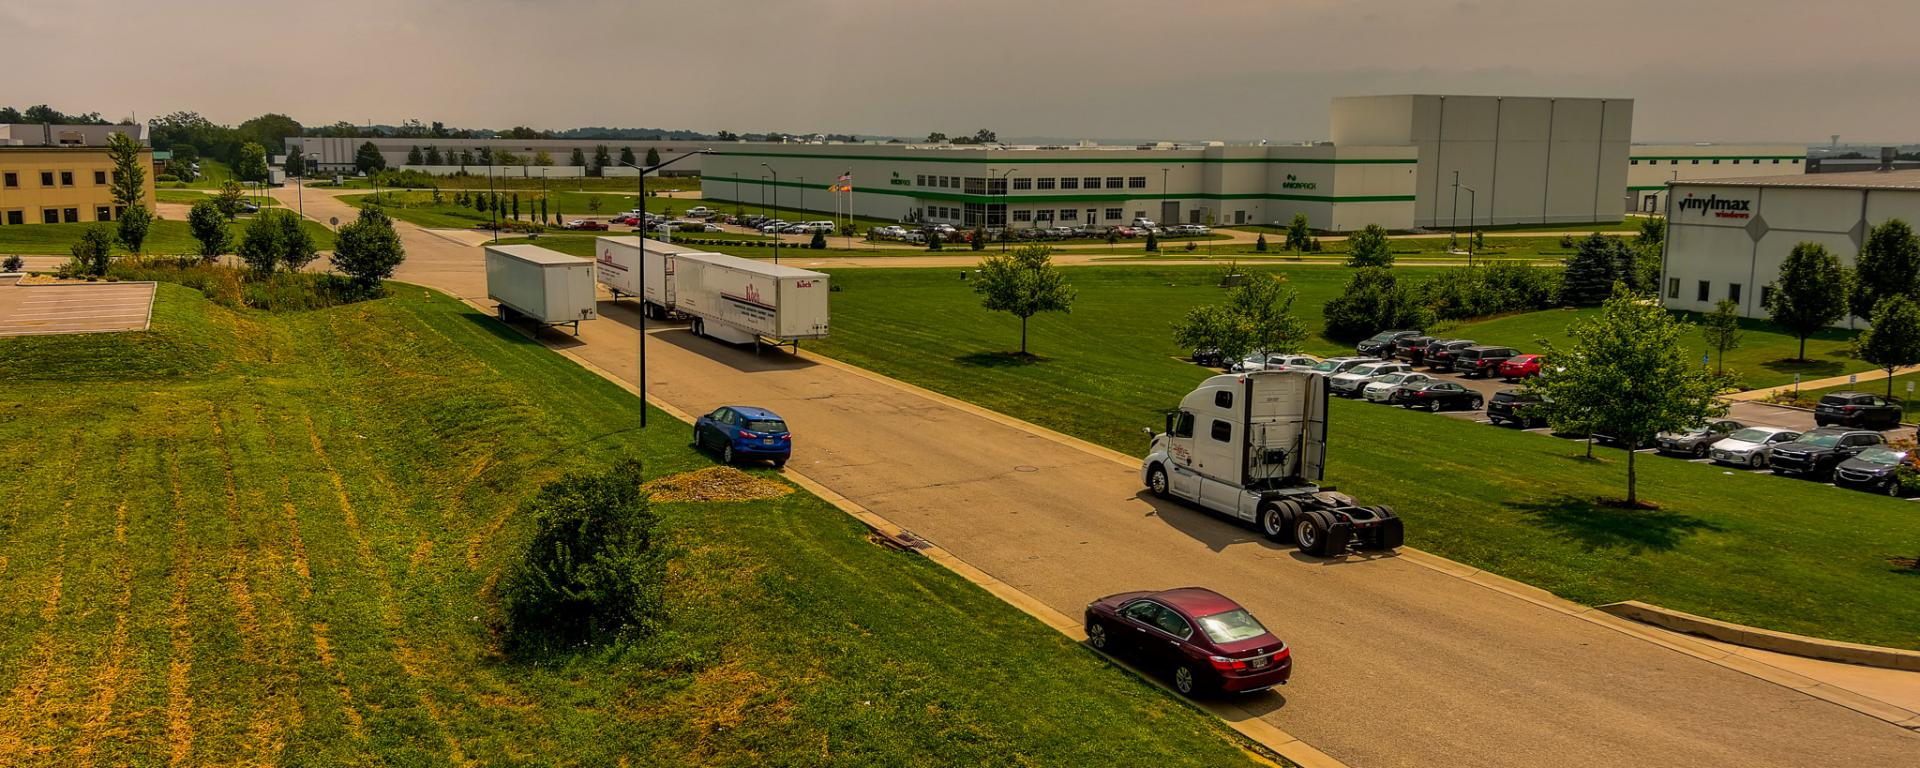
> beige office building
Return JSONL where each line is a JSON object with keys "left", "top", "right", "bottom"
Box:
{"left": 0, "top": 124, "right": 154, "bottom": 226}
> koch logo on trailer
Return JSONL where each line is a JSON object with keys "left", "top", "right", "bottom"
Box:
{"left": 1677, "top": 193, "right": 1753, "bottom": 219}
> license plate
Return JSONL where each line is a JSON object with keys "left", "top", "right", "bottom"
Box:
{"left": 1249, "top": 656, "right": 1269, "bottom": 669}
{"left": 763, "top": 438, "right": 776, "bottom": 445}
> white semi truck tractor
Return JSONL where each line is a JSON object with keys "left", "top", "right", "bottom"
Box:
{"left": 1141, "top": 369, "right": 1403, "bottom": 556}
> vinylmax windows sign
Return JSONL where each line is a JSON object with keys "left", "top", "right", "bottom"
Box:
{"left": 1676, "top": 193, "right": 1753, "bottom": 219}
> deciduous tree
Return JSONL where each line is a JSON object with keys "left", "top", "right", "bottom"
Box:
{"left": 187, "top": 199, "right": 228, "bottom": 260}
{"left": 105, "top": 131, "right": 146, "bottom": 207}
{"left": 533, "top": 150, "right": 553, "bottom": 166}
{"left": 1285, "top": 213, "right": 1311, "bottom": 252}
{"left": 237, "top": 211, "right": 284, "bottom": 273}
{"left": 1702, "top": 299, "right": 1743, "bottom": 375}
{"left": 1850, "top": 218, "right": 1920, "bottom": 322}
{"left": 1528, "top": 284, "right": 1729, "bottom": 505}
{"left": 277, "top": 211, "right": 318, "bottom": 272}
{"left": 406, "top": 145, "right": 424, "bottom": 165}
{"left": 1173, "top": 274, "right": 1308, "bottom": 362}
{"left": 1322, "top": 267, "right": 1432, "bottom": 341}
{"left": 70, "top": 225, "right": 115, "bottom": 276}
{"left": 352, "top": 141, "right": 386, "bottom": 174}
{"left": 234, "top": 141, "right": 270, "bottom": 182}
{"left": 115, "top": 204, "right": 153, "bottom": 254}
{"left": 332, "top": 207, "right": 406, "bottom": 290}
{"left": 973, "top": 245, "right": 1075, "bottom": 355}
{"left": 1858, "top": 296, "right": 1920, "bottom": 397}
{"left": 214, "top": 179, "right": 245, "bottom": 220}
{"left": 1345, "top": 223, "right": 1393, "bottom": 268}
{"left": 1764, "top": 241, "right": 1851, "bottom": 360}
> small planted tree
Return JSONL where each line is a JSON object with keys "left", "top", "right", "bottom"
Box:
{"left": 332, "top": 207, "right": 406, "bottom": 292}
{"left": 1322, "top": 267, "right": 1432, "bottom": 342}
{"left": 1145, "top": 231, "right": 1159, "bottom": 251}
{"left": 1765, "top": 242, "right": 1852, "bottom": 360}
{"left": 406, "top": 145, "right": 424, "bottom": 165}
{"left": 278, "top": 211, "right": 318, "bottom": 272}
{"left": 512, "top": 193, "right": 521, "bottom": 221}
{"left": 621, "top": 146, "right": 638, "bottom": 167}
{"left": 235, "top": 142, "right": 271, "bottom": 181}
{"left": 1561, "top": 233, "right": 1638, "bottom": 306}
{"left": 2, "top": 255, "right": 22, "bottom": 273}
{"left": 569, "top": 147, "right": 587, "bottom": 167}
{"left": 1173, "top": 274, "right": 1308, "bottom": 363}
{"left": 587, "top": 196, "right": 603, "bottom": 214}
{"left": 499, "top": 458, "right": 666, "bottom": 654}
{"left": 1255, "top": 233, "right": 1268, "bottom": 252}
{"left": 1858, "top": 296, "right": 1920, "bottom": 397}
{"left": 927, "top": 231, "right": 942, "bottom": 251}
{"left": 810, "top": 230, "right": 827, "bottom": 249}
{"left": 1851, "top": 219, "right": 1920, "bottom": 322}
{"left": 533, "top": 150, "right": 554, "bottom": 166}
{"left": 1285, "top": 213, "right": 1311, "bottom": 251}
{"left": 115, "top": 204, "right": 153, "bottom": 254}
{"left": 593, "top": 145, "right": 612, "bottom": 175}
{"left": 71, "top": 226, "right": 115, "bottom": 276}
{"left": 1528, "top": 283, "right": 1729, "bottom": 505}
{"left": 643, "top": 147, "right": 660, "bottom": 167}
{"left": 214, "top": 179, "right": 246, "bottom": 220}
{"left": 1702, "top": 299, "right": 1743, "bottom": 375}
{"left": 973, "top": 244, "right": 1076, "bottom": 356}
{"left": 970, "top": 227, "right": 986, "bottom": 251}
{"left": 424, "top": 146, "right": 444, "bottom": 165}
{"left": 1345, "top": 223, "right": 1393, "bottom": 268}
{"left": 106, "top": 131, "right": 146, "bottom": 207}
{"left": 188, "top": 199, "right": 229, "bottom": 261}
{"left": 237, "top": 212, "right": 284, "bottom": 273}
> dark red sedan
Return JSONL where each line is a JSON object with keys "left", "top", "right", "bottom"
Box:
{"left": 1084, "top": 587, "right": 1291, "bottom": 695}
{"left": 1498, "top": 353, "right": 1544, "bottom": 381}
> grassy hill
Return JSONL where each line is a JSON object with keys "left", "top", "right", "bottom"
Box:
{"left": 0, "top": 284, "right": 1272, "bottom": 766}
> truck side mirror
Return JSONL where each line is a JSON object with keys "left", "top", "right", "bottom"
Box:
{"left": 1142, "top": 426, "right": 1156, "bottom": 441}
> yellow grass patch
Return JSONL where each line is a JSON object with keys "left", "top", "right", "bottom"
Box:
{"left": 642, "top": 466, "right": 792, "bottom": 503}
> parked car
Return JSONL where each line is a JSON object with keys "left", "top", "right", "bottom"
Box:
{"left": 1654, "top": 419, "right": 1747, "bottom": 457}
{"left": 1707, "top": 426, "right": 1804, "bottom": 468}
{"left": 1130, "top": 217, "right": 1158, "bottom": 229}
{"left": 1192, "top": 347, "right": 1225, "bottom": 367}
{"left": 1306, "top": 356, "right": 1372, "bottom": 377}
{"left": 1327, "top": 361, "right": 1412, "bottom": 396}
{"left": 563, "top": 219, "right": 609, "bottom": 231}
{"left": 1393, "top": 335, "right": 1435, "bottom": 365}
{"left": 1450, "top": 346, "right": 1520, "bottom": 378}
{"left": 1356, "top": 329, "right": 1423, "bottom": 359}
{"left": 874, "top": 225, "right": 909, "bottom": 238}
{"left": 1833, "top": 446, "right": 1912, "bottom": 496}
{"left": 1390, "top": 381, "right": 1483, "bottom": 411}
{"left": 685, "top": 206, "right": 714, "bottom": 217}
{"left": 1363, "top": 371, "right": 1434, "bottom": 403}
{"left": 1423, "top": 339, "right": 1475, "bottom": 371}
{"left": 1233, "top": 351, "right": 1320, "bottom": 373}
{"left": 1497, "top": 354, "right": 1545, "bottom": 381}
{"left": 1083, "top": 587, "right": 1291, "bottom": 696}
{"left": 1768, "top": 427, "right": 1885, "bottom": 480}
{"left": 1813, "top": 391, "right": 1903, "bottom": 430}
{"left": 692, "top": 405, "right": 792, "bottom": 467}
{"left": 1484, "top": 389, "right": 1549, "bottom": 427}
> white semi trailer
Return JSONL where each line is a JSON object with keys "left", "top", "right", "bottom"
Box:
{"left": 1141, "top": 369, "right": 1402, "bottom": 556}
{"left": 671, "top": 250, "right": 830, "bottom": 346}
{"left": 593, "top": 236, "right": 679, "bottom": 319}
{"left": 483, "top": 244, "right": 598, "bottom": 335}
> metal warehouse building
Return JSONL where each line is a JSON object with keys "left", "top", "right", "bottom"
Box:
{"left": 702, "top": 142, "right": 1419, "bottom": 232}
{"left": 1661, "top": 170, "right": 1920, "bottom": 320}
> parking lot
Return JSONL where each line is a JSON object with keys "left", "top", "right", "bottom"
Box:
{"left": 0, "top": 280, "right": 156, "bottom": 336}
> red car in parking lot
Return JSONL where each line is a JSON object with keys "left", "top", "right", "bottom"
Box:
{"left": 1498, "top": 354, "right": 1544, "bottom": 380}
{"left": 1084, "top": 587, "right": 1291, "bottom": 695}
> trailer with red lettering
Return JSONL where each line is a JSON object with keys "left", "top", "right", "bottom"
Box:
{"left": 670, "top": 250, "right": 830, "bottom": 346}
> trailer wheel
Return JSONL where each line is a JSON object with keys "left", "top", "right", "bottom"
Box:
{"left": 1291, "top": 514, "right": 1323, "bottom": 552}
{"left": 1146, "top": 465, "right": 1170, "bottom": 497}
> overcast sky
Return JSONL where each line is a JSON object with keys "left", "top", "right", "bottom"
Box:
{"left": 8, "top": 0, "right": 1918, "bottom": 144}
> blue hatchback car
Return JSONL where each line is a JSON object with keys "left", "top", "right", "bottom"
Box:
{"left": 694, "top": 406, "right": 792, "bottom": 467}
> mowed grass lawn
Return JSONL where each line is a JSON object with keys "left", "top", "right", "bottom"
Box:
{"left": 810, "top": 265, "right": 1920, "bottom": 650}
{"left": 154, "top": 189, "right": 281, "bottom": 207}
{"left": 0, "top": 284, "right": 1272, "bottom": 767}
{"left": 0, "top": 217, "right": 335, "bottom": 256}
{"left": 1450, "top": 307, "right": 1868, "bottom": 390}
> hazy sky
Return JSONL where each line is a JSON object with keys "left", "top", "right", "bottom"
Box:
{"left": 8, "top": 0, "right": 1918, "bottom": 144}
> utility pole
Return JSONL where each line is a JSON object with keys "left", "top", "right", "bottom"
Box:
{"left": 1451, "top": 170, "right": 1460, "bottom": 251}
{"left": 614, "top": 149, "right": 710, "bottom": 431}
{"left": 761, "top": 162, "right": 779, "bottom": 263}
{"left": 1460, "top": 185, "right": 1477, "bottom": 268}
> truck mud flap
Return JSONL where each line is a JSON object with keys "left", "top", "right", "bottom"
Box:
{"left": 1367, "top": 516, "right": 1405, "bottom": 550}
{"left": 1316, "top": 521, "right": 1353, "bottom": 557}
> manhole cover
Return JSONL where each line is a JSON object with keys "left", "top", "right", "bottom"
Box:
{"left": 1014, "top": 465, "right": 1039, "bottom": 472}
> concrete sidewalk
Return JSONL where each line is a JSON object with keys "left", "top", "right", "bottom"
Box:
{"left": 1729, "top": 365, "right": 1920, "bottom": 401}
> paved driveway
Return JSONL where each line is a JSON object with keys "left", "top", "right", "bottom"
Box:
{"left": 0, "top": 279, "right": 155, "bottom": 336}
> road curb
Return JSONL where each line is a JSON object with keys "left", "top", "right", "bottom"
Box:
{"left": 1598, "top": 600, "right": 1920, "bottom": 672}
{"left": 529, "top": 325, "right": 1345, "bottom": 768}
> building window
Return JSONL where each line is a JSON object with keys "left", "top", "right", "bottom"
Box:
{"left": 1036, "top": 177, "right": 1055, "bottom": 190}
{"left": 1728, "top": 283, "right": 1742, "bottom": 303}
{"left": 1034, "top": 209, "right": 1052, "bottom": 221}
{"left": 1670, "top": 160, "right": 1679, "bottom": 165}
{"left": 94, "top": 170, "right": 107, "bottom": 184}
{"left": 916, "top": 174, "right": 925, "bottom": 186}
{"left": 1105, "top": 177, "right": 1123, "bottom": 189}
{"left": 1134, "top": 210, "right": 1146, "bottom": 220}
{"left": 1058, "top": 177, "right": 1078, "bottom": 190}
{"left": 1083, "top": 177, "right": 1100, "bottom": 188}
{"left": 1711, "top": 159, "right": 1720, "bottom": 164}
{"left": 114, "top": 206, "right": 125, "bottom": 219}
{"left": 5, "top": 210, "right": 21, "bottom": 225}
{"left": 1792, "top": 159, "right": 1801, "bottom": 164}
{"left": 1012, "top": 210, "right": 1031, "bottom": 222}
{"left": 963, "top": 177, "right": 986, "bottom": 195}
{"left": 1697, "top": 280, "right": 1710, "bottom": 302}
{"left": 1128, "top": 176, "right": 1147, "bottom": 189}
{"left": 1760, "top": 285, "right": 1774, "bottom": 307}
{"left": 1060, "top": 209, "right": 1078, "bottom": 221}
{"left": 1691, "top": 159, "right": 1699, "bottom": 165}
{"left": 96, "top": 206, "right": 112, "bottom": 221}
{"left": 1631, "top": 159, "right": 1639, "bottom": 165}
{"left": 63, "top": 207, "right": 79, "bottom": 223}
{"left": 2, "top": 172, "right": 15, "bottom": 188}
{"left": 60, "top": 171, "right": 74, "bottom": 186}
{"left": 40, "top": 171, "right": 54, "bottom": 187}
{"left": 987, "top": 178, "right": 1006, "bottom": 195}
{"left": 43, "top": 208, "right": 59, "bottom": 224}
{"left": 1667, "top": 277, "right": 1680, "bottom": 299}
{"left": 1105, "top": 208, "right": 1122, "bottom": 220}
{"left": 1772, "top": 159, "right": 1780, "bottom": 164}
{"left": 1012, "top": 177, "right": 1032, "bottom": 191}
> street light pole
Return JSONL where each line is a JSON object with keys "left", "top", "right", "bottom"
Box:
{"left": 761, "top": 162, "right": 779, "bottom": 263}
{"left": 612, "top": 149, "right": 711, "bottom": 431}
{"left": 1459, "top": 185, "right": 1477, "bottom": 268}
{"left": 487, "top": 164, "right": 497, "bottom": 243}
{"left": 1451, "top": 170, "right": 1460, "bottom": 251}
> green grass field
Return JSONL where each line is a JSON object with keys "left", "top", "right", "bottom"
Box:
{"left": 0, "top": 284, "right": 1272, "bottom": 766}
{"left": 1447, "top": 307, "right": 1867, "bottom": 390}
{"left": 155, "top": 189, "right": 281, "bottom": 207}
{"left": 0, "top": 217, "right": 335, "bottom": 256}
{"left": 808, "top": 265, "right": 1920, "bottom": 650}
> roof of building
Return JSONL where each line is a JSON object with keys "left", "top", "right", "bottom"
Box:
{"left": 1676, "top": 169, "right": 1920, "bottom": 191}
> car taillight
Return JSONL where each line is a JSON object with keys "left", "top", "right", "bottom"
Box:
{"left": 738, "top": 430, "right": 755, "bottom": 439}
{"left": 1208, "top": 655, "right": 1249, "bottom": 671}
{"left": 1844, "top": 405, "right": 1857, "bottom": 412}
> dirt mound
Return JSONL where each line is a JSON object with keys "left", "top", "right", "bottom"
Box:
{"left": 644, "top": 466, "right": 792, "bottom": 503}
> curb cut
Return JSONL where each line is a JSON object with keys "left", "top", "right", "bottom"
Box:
{"left": 1599, "top": 600, "right": 1920, "bottom": 672}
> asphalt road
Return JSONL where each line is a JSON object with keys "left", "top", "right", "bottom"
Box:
{"left": 276, "top": 185, "right": 1919, "bottom": 767}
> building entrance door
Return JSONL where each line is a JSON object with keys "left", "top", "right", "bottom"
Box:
{"left": 1161, "top": 201, "right": 1179, "bottom": 225}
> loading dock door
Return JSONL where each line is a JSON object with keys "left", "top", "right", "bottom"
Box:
{"left": 1161, "top": 201, "right": 1178, "bottom": 225}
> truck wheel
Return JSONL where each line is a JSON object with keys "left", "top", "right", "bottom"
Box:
{"left": 1291, "top": 515, "right": 1323, "bottom": 552}
{"left": 1259, "top": 505, "right": 1287, "bottom": 541}
{"left": 1147, "top": 465, "right": 1170, "bottom": 497}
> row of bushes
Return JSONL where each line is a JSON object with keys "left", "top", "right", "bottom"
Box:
{"left": 106, "top": 255, "right": 382, "bottom": 312}
{"left": 1324, "top": 263, "right": 1565, "bottom": 342}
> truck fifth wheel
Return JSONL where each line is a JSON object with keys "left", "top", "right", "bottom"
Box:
{"left": 1141, "top": 369, "right": 1403, "bottom": 556}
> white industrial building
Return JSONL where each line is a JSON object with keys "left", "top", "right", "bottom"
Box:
{"left": 702, "top": 142, "right": 1419, "bottom": 232}
{"left": 1626, "top": 144, "right": 1806, "bottom": 213}
{"left": 1660, "top": 170, "right": 1920, "bottom": 320}
{"left": 282, "top": 136, "right": 707, "bottom": 176}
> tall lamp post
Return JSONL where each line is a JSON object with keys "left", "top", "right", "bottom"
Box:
{"left": 614, "top": 149, "right": 711, "bottom": 430}
{"left": 760, "top": 163, "right": 780, "bottom": 263}
{"left": 296, "top": 152, "right": 317, "bottom": 220}
{"left": 1450, "top": 170, "right": 1461, "bottom": 251}
{"left": 1459, "top": 185, "right": 1477, "bottom": 268}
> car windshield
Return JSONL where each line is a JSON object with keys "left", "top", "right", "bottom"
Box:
{"left": 1798, "top": 433, "right": 1843, "bottom": 448}
{"left": 1195, "top": 608, "right": 1269, "bottom": 645}
{"left": 1856, "top": 448, "right": 1906, "bottom": 466}
{"left": 1367, "top": 332, "right": 1397, "bottom": 342}
{"left": 743, "top": 419, "right": 787, "bottom": 433}
{"left": 1726, "top": 428, "right": 1774, "bottom": 442}
{"left": 1348, "top": 365, "right": 1379, "bottom": 376}
{"left": 1310, "top": 361, "right": 1340, "bottom": 373}
{"left": 1378, "top": 373, "right": 1408, "bottom": 384}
